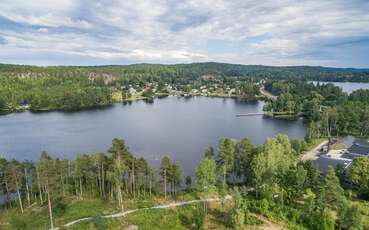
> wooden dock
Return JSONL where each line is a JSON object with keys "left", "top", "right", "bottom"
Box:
{"left": 236, "top": 111, "right": 295, "bottom": 117}
{"left": 236, "top": 112, "right": 265, "bottom": 117}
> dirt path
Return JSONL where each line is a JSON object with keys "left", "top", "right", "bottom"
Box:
{"left": 301, "top": 140, "right": 328, "bottom": 161}
{"left": 260, "top": 87, "right": 277, "bottom": 101}
{"left": 51, "top": 197, "right": 230, "bottom": 229}
{"left": 52, "top": 196, "right": 286, "bottom": 230}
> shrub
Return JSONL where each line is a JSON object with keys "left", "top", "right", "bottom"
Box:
{"left": 92, "top": 215, "right": 107, "bottom": 230}
{"left": 179, "top": 204, "right": 205, "bottom": 230}
{"left": 9, "top": 214, "right": 27, "bottom": 230}
{"left": 230, "top": 208, "right": 244, "bottom": 230}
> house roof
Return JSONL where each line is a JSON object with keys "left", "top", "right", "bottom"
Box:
{"left": 313, "top": 156, "right": 351, "bottom": 174}
{"left": 347, "top": 139, "right": 369, "bottom": 155}
{"left": 340, "top": 153, "right": 357, "bottom": 160}
{"left": 354, "top": 139, "right": 369, "bottom": 147}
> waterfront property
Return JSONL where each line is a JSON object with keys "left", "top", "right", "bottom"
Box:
{"left": 347, "top": 139, "right": 369, "bottom": 156}
{"left": 314, "top": 138, "right": 369, "bottom": 173}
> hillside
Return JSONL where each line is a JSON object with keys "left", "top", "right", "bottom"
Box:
{"left": 1, "top": 62, "right": 369, "bottom": 82}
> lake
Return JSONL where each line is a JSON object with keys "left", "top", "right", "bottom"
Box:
{"left": 310, "top": 81, "right": 369, "bottom": 94}
{"left": 0, "top": 97, "right": 306, "bottom": 176}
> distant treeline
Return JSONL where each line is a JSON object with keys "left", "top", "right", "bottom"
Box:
{"left": 1, "top": 62, "right": 369, "bottom": 82}
{"left": 1, "top": 62, "right": 368, "bottom": 113}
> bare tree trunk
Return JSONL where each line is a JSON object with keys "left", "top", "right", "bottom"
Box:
{"left": 149, "top": 176, "right": 152, "bottom": 195}
{"left": 12, "top": 168, "right": 24, "bottom": 213}
{"left": 117, "top": 184, "right": 124, "bottom": 211}
{"left": 46, "top": 183, "right": 54, "bottom": 229}
{"left": 15, "top": 179, "right": 24, "bottom": 213}
{"left": 97, "top": 163, "right": 102, "bottom": 197}
{"left": 132, "top": 161, "right": 135, "bottom": 199}
{"left": 102, "top": 163, "right": 106, "bottom": 197}
{"left": 36, "top": 167, "right": 43, "bottom": 203}
{"left": 79, "top": 177, "right": 83, "bottom": 200}
{"left": 24, "top": 168, "right": 31, "bottom": 206}
{"left": 164, "top": 169, "right": 167, "bottom": 199}
{"left": 75, "top": 179, "right": 79, "bottom": 199}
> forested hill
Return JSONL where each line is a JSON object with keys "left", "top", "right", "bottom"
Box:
{"left": 1, "top": 62, "right": 369, "bottom": 82}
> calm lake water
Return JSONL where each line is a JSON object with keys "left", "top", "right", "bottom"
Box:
{"left": 311, "top": 81, "right": 369, "bottom": 94}
{"left": 0, "top": 97, "right": 306, "bottom": 176}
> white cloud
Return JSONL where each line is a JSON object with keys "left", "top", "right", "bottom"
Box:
{"left": 0, "top": 0, "right": 368, "bottom": 66}
{"left": 0, "top": 0, "right": 87, "bottom": 28}
{"left": 38, "top": 28, "right": 48, "bottom": 33}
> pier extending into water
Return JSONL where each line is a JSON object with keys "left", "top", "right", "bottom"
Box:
{"left": 236, "top": 111, "right": 297, "bottom": 117}
{"left": 236, "top": 112, "right": 265, "bottom": 117}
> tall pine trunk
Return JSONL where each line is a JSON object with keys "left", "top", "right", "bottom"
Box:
{"left": 13, "top": 170, "right": 24, "bottom": 213}
{"left": 36, "top": 167, "right": 43, "bottom": 203}
{"left": 46, "top": 181, "right": 54, "bottom": 229}
{"left": 79, "top": 177, "right": 83, "bottom": 200}
{"left": 102, "top": 163, "right": 106, "bottom": 197}
{"left": 164, "top": 169, "right": 167, "bottom": 199}
{"left": 24, "top": 168, "right": 31, "bottom": 206}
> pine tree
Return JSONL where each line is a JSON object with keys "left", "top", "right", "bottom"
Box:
{"left": 160, "top": 156, "right": 172, "bottom": 199}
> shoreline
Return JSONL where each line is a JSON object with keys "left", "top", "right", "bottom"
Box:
{"left": 0, "top": 94, "right": 265, "bottom": 116}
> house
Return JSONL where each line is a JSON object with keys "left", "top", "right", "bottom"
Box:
{"left": 347, "top": 139, "right": 369, "bottom": 156}
{"left": 128, "top": 87, "right": 136, "bottom": 95}
{"left": 313, "top": 138, "right": 369, "bottom": 174}
{"left": 314, "top": 156, "right": 351, "bottom": 174}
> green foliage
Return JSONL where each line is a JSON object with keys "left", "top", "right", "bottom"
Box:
{"left": 91, "top": 215, "right": 108, "bottom": 230}
{"left": 9, "top": 213, "right": 27, "bottom": 230}
{"left": 0, "top": 74, "right": 112, "bottom": 112}
{"left": 218, "top": 138, "right": 236, "bottom": 186}
{"left": 258, "top": 199, "right": 270, "bottom": 214}
{"left": 233, "top": 138, "right": 253, "bottom": 180}
{"left": 185, "top": 175, "right": 192, "bottom": 189}
{"left": 229, "top": 187, "right": 248, "bottom": 229}
{"left": 172, "top": 161, "right": 182, "bottom": 192}
{"left": 310, "top": 208, "right": 335, "bottom": 230}
{"left": 230, "top": 208, "right": 244, "bottom": 229}
{"left": 338, "top": 201, "right": 363, "bottom": 230}
{"left": 179, "top": 204, "right": 205, "bottom": 230}
{"left": 348, "top": 157, "right": 369, "bottom": 198}
{"left": 204, "top": 146, "right": 214, "bottom": 159}
{"left": 265, "top": 80, "right": 369, "bottom": 137}
{"left": 318, "top": 166, "right": 346, "bottom": 209}
{"left": 291, "top": 139, "right": 305, "bottom": 154}
{"left": 196, "top": 158, "right": 217, "bottom": 196}
{"left": 1, "top": 133, "right": 369, "bottom": 229}
{"left": 251, "top": 134, "right": 295, "bottom": 198}
{"left": 123, "top": 208, "right": 187, "bottom": 230}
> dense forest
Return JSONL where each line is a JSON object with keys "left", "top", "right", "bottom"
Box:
{"left": 1, "top": 62, "right": 368, "bottom": 113}
{"left": 264, "top": 81, "right": 369, "bottom": 137}
{"left": 0, "top": 135, "right": 368, "bottom": 229}
{"left": 0, "top": 75, "right": 112, "bottom": 113}
{"left": 1, "top": 63, "right": 369, "bottom": 82}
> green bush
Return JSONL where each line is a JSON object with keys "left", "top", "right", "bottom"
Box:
{"left": 92, "top": 215, "right": 108, "bottom": 230}
{"left": 259, "top": 199, "right": 270, "bottom": 214}
{"left": 230, "top": 208, "right": 244, "bottom": 230}
{"left": 179, "top": 204, "right": 205, "bottom": 230}
{"left": 9, "top": 214, "right": 27, "bottom": 230}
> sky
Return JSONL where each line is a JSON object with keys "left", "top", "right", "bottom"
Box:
{"left": 0, "top": 0, "right": 369, "bottom": 67}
